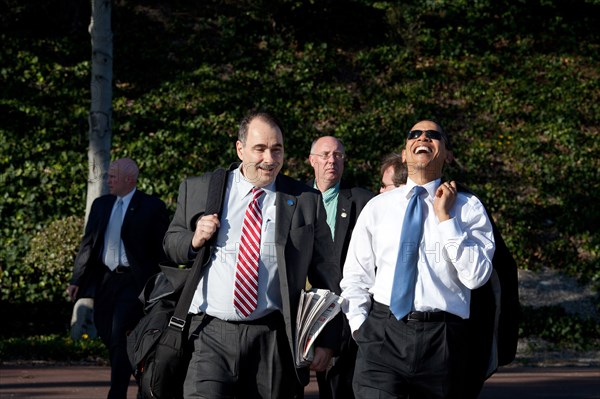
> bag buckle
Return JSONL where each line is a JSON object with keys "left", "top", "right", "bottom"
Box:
{"left": 168, "top": 316, "right": 186, "bottom": 331}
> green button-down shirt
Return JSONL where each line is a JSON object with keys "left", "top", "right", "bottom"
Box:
{"left": 315, "top": 181, "right": 340, "bottom": 239}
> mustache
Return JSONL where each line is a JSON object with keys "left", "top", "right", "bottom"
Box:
{"left": 255, "top": 162, "right": 279, "bottom": 170}
{"left": 240, "top": 162, "right": 281, "bottom": 182}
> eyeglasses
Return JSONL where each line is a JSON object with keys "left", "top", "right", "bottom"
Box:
{"left": 407, "top": 130, "right": 444, "bottom": 141}
{"left": 311, "top": 151, "right": 346, "bottom": 161}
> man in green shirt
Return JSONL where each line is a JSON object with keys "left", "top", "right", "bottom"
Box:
{"left": 308, "top": 136, "right": 375, "bottom": 399}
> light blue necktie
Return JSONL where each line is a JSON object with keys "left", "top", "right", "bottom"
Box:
{"left": 390, "top": 186, "right": 426, "bottom": 320}
{"left": 105, "top": 198, "right": 123, "bottom": 269}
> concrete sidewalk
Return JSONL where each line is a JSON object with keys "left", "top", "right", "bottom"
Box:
{"left": 0, "top": 365, "right": 599, "bottom": 398}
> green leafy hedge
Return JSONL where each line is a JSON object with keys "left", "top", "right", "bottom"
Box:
{"left": 519, "top": 305, "right": 600, "bottom": 351}
{"left": 1, "top": 0, "right": 598, "bottom": 347}
{"left": 2, "top": 216, "right": 83, "bottom": 303}
{"left": 0, "top": 334, "right": 107, "bottom": 362}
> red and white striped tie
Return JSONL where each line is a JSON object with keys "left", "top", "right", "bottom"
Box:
{"left": 233, "top": 187, "right": 265, "bottom": 317}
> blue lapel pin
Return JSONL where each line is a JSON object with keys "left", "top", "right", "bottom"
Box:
{"left": 287, "top": 199, "right": 294, "bottom": 206}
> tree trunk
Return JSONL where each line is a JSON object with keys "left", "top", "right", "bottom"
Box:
{"left": 73, "top": 0, "right": 113, "bottom": 341}
{"left": 85, "top": 0, "right": 113, "bottom": 222}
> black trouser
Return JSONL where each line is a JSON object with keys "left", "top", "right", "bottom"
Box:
{"left": 94, "top": 268, "right": 143, "bottom": 399}
{"left": 353, "top": 302, "right": 468, "bottom": 399}
{"left": 184, "top": 312, "right": 299, "bottom": 399}
{"left": 316, "top": 320, "right": 357, "bottom": 399}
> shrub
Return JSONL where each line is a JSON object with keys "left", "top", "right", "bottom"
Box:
{"left": 1, "top": 216, "right": 83, "bottom": 303}
{"left": 519, "top": 305, "right": 600, "bottom": 351}
{"left": 0, "top": 334, "right": 107, "bottom": 362}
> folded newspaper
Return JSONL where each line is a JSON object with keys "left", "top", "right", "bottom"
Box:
{"left": 295, "top": 288, "right": 344, "bottom": 367}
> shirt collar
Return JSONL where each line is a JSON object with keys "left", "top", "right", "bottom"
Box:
{"left": 404, "top": 177, "right": 441, "bottom": 199}
{"left": 117, "top": 188, "right": 136, "bottom": 208}
{"left": 235, "top": 165, "right": 276, "bottom": 198}
{"left": 315, "top": 181, "right": 340, "bottom": 203}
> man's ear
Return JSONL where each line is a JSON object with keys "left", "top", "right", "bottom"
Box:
{"left": 236, "top": 140, "right": 244, "bottom": 160}
{"left": 445, "top": 150, "right": 455, "bottom": 164}
{"left": 401, "top": 149, "right": 406, "bottom": 163}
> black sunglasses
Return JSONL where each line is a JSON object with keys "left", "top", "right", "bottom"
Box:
{"left": 407, "top": 130, "right": 444, "bottom": 141}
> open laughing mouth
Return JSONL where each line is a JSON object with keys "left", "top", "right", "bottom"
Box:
{"left": 414, "top": 145, "right": 432, "bottom": 154}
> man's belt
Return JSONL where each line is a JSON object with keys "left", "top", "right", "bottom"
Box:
{"left": 113, "top": 265, "right": 131, "bottom": 274}
{"left": 372, "top": 301, "right": 465, "bottom": 322}
{"left": 405, "top": 310, "right": 463, "bottom": 322}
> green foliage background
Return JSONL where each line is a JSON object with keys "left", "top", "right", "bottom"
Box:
{"left": 0, "top": 0, "right": 598, "bottom": 347}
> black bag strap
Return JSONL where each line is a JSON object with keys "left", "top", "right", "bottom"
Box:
{"left": 168, "top": 167, "right": 228, "bottom": 331}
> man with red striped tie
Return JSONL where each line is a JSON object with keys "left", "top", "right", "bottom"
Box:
{"left": 164, "top": 110, "right": 342, "bottom": 399}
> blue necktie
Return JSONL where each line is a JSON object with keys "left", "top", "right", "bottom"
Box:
{"left": 390, "top": 186, "right": 426, "bottom": 320}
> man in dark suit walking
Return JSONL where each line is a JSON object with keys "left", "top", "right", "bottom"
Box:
{"left": 67, "top": 157, "right": 170, "bottom": 399}
{"left": 163, "top": 111, "right": 342, "bottom": 398}
{"left": 308, "top": 136, "right": 375, "bottom": 399}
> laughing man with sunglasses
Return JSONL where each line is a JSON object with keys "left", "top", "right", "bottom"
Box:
{"left": 340, "top": 120, "right": 496, "bottom": 398}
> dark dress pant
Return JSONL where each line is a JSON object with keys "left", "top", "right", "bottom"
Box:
{"left": 353, "top": 302, "right": 468, "bottom": 399}
{"left": 183, "top": 312, "right": 299, "bottom": 399}
{"left": 316, "top": 321, "right": 357, "bottom": 399}
{"left": 94, "top": 269, "right": 143, "bottom": 399}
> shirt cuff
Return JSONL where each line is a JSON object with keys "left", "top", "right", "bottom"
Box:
{"left": 348, "top": 315, "right": 367, "bottom": 337}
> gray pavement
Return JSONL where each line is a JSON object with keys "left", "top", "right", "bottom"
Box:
{"left": 0, "top": 365, "right": 598, "bottom": 398}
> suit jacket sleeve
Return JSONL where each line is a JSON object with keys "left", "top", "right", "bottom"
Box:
{"left": 163, "top": 174, "right": 211, "bottom": 264}
{"left": 70, "top": 196, "right": 110, "bottom": 298}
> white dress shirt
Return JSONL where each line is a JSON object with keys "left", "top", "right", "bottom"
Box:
{"left": 189, "top": 166, "right": 280, "bottom": 320}
{"left": 102, "top": 188, "right": 135, "bottom": 268}
{"left": 340, "top": 178, "right": 495, "bottom": 334}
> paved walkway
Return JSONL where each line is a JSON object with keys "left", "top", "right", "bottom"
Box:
{"left": 0, "top": 365, "right": 598, "bottom": 398}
